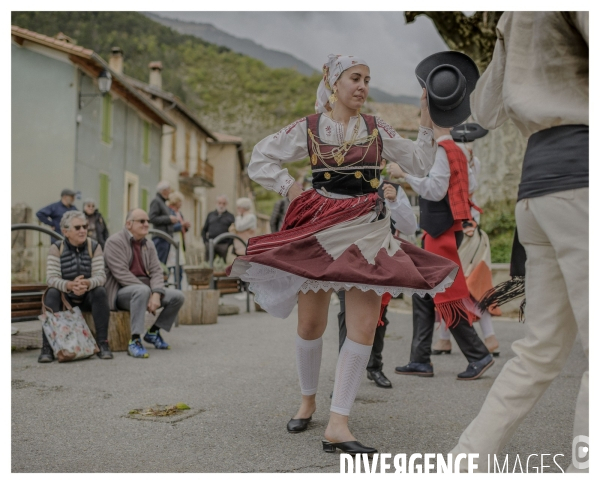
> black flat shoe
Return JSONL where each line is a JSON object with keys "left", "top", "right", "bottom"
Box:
{"left": 367, "top": 369, "right": 392, "bottom": 388}
{"left": 322, "top": 440, "right": 377, "bottom": 456}
{"left": 287, "top": 416, "right": 312, "bottom": 433}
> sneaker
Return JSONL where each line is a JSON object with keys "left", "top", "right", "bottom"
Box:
{"left": 456, "top": 354, "right": 494, "bottom": 380}
{"left": 394, "top": 361, "right": 434, "bottom": 377}
{"left": 38, "top": 345, "right": 54, "bottom": 363}
{"left": 97, "top": 340, "right": 113, "bottom": 360}
{"left": 127, "top": 339, "right": 149, "bottom": 358}
{"left": 143, "top": 330, "right": 170, "bottom": 349}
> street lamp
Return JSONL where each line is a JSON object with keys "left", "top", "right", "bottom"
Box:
{"left": 79, "top": 69, "right": 113, "bottom": 108}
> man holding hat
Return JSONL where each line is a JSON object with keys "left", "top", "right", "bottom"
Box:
{"left": 393, "top": 51, "right": 493, "bottom": 381}
{"left": 36, "top": 189, "right": 78, "bottom": 242}
{"left": 450, "top": 12, "right": 588, "bottom": 472}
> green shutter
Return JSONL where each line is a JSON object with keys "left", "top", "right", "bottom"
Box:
{"left": 99, "top": 173, "right": 109, "bottom": 222}
{"left": 141, "top": 188, "right": 148, "bottom": 212}
{"left": 143, "top": 121, "right": 150, "bottom": 164}
{"left": 102, "top": 94, "right": 112, "bottom": 143}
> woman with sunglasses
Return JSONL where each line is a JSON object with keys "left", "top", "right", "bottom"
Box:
{"left": 83, "top": 198, "right": 109, "bottom": 249}
{"left": 39, "top": 210, "right": 113, "bottom": 363}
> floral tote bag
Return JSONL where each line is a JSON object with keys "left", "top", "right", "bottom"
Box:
{"left": 39, "top": 290, "right": 99, "bottom": 362}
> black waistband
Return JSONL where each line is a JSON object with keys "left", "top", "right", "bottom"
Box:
{"left": 517, "top": 124, "right": 588, "bottom": 201}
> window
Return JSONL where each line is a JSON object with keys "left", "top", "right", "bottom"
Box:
{"left": 102, "top": 94, "right": 113, "bottom": 144}
{"left": 99, "top": 173, "right": 110, "bottom": 222}
{"left": 185, "top": 130, "right": 191, "bottom": 173}
{"left": 142, "top": 121, "right": 150, "bottom": 164}
{"left": 141, "top": 188, "right": 148, "bottom": 212}
{"left": 123, "top": 172, "right": 139, "bottom": 224}
{"left": 171, "top": 130, "right": 177, "bottom": 165}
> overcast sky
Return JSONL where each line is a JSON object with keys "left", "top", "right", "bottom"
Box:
{"left": 150, "top": 11, "right": 448, "bottom": 97}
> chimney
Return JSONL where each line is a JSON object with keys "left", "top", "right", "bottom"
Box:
{"left": 109, "top": 47, "right": 123, "bottom": 74}
{"left": 149, "top": 61, "right": 163, "bottom": 89}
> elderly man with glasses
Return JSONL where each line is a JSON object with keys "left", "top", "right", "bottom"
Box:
{"left": 104, "top": 209, "right": 185, "bottom": 358}
{"left": 40, "top": 210, "right": 112, "bottom": 362}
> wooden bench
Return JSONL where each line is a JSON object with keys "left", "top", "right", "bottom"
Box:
{"left": 83, "top": 311, "right": 131, "bottom": 352}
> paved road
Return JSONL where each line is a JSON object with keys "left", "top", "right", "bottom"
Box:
{"left": 11, "top": 295, "right": 586, "bottom": 473}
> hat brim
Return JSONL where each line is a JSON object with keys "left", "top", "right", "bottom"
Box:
{"left": 451, "top": 123, "right": 489, "bottom": 142}
{"left": 415, "top": 51, "right": 479, "bottom": 128}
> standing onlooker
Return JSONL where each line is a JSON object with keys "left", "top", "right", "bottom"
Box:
{"left": 166, "top": 191, "right": 190, "bottom": 286}
{"left": 270, "top": 197, "right": 290, "bottom": 233}
{"left": 36, "top": 188, "right": 78, "bottom": 242}
{"left": 233, "top": 197, "right": 257, "bottom": 256}
{"left": 148, "top": 181, "right": 177, "bottom": 264}
{"left": 83, "top": 199, "right": 109, "bottom": 248}
{"left": 201, "top": 195, "right": 235, "bottom": 263}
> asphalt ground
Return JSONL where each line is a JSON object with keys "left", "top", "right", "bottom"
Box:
{"left": 11, "top": 294, "right": 586, "bottom": 473}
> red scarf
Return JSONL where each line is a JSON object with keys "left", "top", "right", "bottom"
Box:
{"left": 423, "top": 139, "right": 475, "bottom": 328}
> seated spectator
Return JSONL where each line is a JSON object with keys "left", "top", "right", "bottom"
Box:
{"left": 83, "top": 199, "right": 109, "bottom": 248}
{"left": 166, "top": 191, "right": 190, "bottom": 286}
{"left": 233, "top": 197, "right": 257, "bottom": 256}
{"left": 36, "top": 188, "right": 78, "bottom": 243}
{"left": 103, "top": 208, "right": 185, "bottom": 359}
{"left": 39, "top": 210, "right": 112, "bottom": 363}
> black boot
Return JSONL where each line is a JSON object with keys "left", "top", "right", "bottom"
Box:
{"left": 97, "top": 340, "right": 113, "bottom": 360}
{"left": 38, "top": 344, "right": 54, "bottom": 363}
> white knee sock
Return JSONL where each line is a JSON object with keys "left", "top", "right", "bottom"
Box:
{"left": 330, "top": 338, "right": 372, "bottom": 416}
{"left": 479, "top": 310, "right": 495, "bottom": 338}
{"left": 438, "top": 322, "right": 451, "bottom": 340}
{"left": 295, "top": 335, "right": 323, "bottom": 396}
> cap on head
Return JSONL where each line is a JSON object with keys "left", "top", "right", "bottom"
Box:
{"left": 61, "top": 188, "right": 76, "bottom": 197}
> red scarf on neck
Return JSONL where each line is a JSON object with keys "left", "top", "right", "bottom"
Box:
{"left": 423, "top": 139, "right": 475, "bottom": 328}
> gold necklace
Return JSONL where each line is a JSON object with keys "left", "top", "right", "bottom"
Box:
{"left": 308, "top": 116, "right": 382, "bottom": 189}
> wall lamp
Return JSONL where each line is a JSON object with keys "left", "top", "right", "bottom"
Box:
{"left": 79, "top": 69, "right": 113, "bottom": 109}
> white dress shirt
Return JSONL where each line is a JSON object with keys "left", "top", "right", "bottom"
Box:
{"left": 404, "top": 135, "right": 477, "bottom": 202}
{"left": 248, "top": 114, "right": 436, "bottom": 196}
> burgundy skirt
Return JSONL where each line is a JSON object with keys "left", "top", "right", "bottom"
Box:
{"left": 229, "top": 189, "right": 458, "bottom": 318}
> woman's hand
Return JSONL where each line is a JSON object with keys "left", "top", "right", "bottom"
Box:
{"left": 286, "top": 182, "right": 304, "bottom": 202}
{"left": 387, "top": 162, "right": 406, "bottom": 179}
{"left": 419, "top": 88, "right": 433, "bottom": 129}
{"left": 382, "top": 183, "right": 397, "bottom": 202}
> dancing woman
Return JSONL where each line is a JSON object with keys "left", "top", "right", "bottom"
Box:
{"left": 229, "top": 54, "right": 458, "bottom": 455}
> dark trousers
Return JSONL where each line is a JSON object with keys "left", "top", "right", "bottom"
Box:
{"left": 153, "top": 237, "right": 171, "bottom": 265}
{"left": 337, "top": 290, "right": 389, "bottom": 371}
{"left": 410, "top": 230, "right": 489, "bottom": 364}
{"left": 43, "top": 287, "right": 110, "bottom": 344}
{"left": 204, "top": 241, "right": 230, "bottom": 263}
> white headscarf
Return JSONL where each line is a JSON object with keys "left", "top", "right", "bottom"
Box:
{"left": 315, "top": 54, "right": 369, "bottom": 114}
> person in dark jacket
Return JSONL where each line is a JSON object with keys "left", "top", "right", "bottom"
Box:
{"left": 201, "top": 195, "right": 235, "bottom": 263}
{"left": 83, "top": 199, "right": 109, "bottom": 248}
{"left": 148, "top": 181, "right": 177, "bottom": 264}
{"left": 36, "top": 188, "right": 77, "bottom": 242}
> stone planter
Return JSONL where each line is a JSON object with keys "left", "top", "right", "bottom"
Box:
{"left": 184, "top": 267, "right": 214, "bottom": 287}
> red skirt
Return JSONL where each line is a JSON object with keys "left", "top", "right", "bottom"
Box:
{"left": 229, "top": 189, "right": 458, "bottom": 318}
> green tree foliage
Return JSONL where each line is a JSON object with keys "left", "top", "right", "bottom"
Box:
{"left": 479, "top": 199, "right": 516, "bottom": 263}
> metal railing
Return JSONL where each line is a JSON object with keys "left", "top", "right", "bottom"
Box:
{"left": 208, "top": 233, "right": 250, "bottom": 312}
{"left": 10, "top": 225, "right": 181, "bottom": 290}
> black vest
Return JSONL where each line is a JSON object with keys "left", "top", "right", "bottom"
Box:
{"left": 54, "top": 238, "right": 98, "bottom": 281}
{"left": 419, "top": 195, "right": 454, "bottom": 239}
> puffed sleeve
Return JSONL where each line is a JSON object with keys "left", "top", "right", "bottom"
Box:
{"left": 377, "top": 117, "right": 436, "bottom": 178}
{"left": 248, "top": 118, "right": 309, "bottom": 196}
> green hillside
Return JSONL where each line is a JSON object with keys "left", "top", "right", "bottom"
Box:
{"left": 12, "top": 11, "right": 320, "bottom": 214}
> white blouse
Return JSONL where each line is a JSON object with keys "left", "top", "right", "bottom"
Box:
{"left": 248, "top": 114, "right": 436, "bottom": 196}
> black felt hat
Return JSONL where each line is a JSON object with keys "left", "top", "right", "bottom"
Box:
{"left": 415, "top": 51, "right": 479, "bottom": 128}
{"left": 451, "top": 123, "right": 489, "bottom": 142}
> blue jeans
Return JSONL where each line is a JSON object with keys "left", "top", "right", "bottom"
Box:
{"left": 152, "top": 237, "right": 170, "bottom": 264}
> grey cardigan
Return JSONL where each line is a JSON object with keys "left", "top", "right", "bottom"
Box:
{"left": 103, "top": 228, "right": 166, "bottom": 310}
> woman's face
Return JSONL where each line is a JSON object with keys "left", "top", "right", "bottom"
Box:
{"left": 83, "top": 203, "right": 95, "bottom": 215}
{"left": 170, "top": 200, "right": 182, "bottom": 210}
{"left": 334, "top": 65, "right": 370, "bottom": 111}
{"left": 64, "top": 217, "right": 88, "bottom": 246}
{"left": 237, "top": 206, "right": 247, "bottom": 215}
